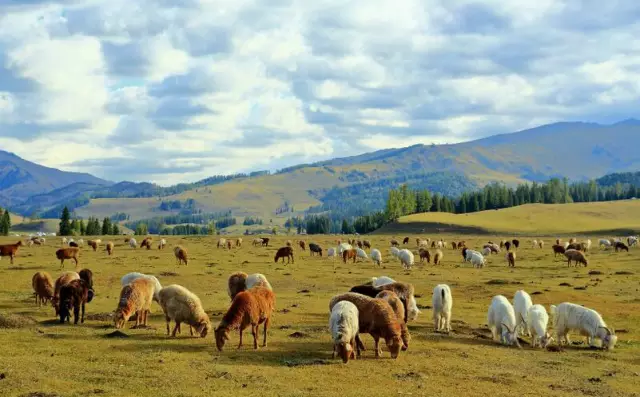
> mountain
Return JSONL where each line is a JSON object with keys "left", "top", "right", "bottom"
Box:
{"left": 0, "top": 150, "right": 110, "bottom": 209}
{"left": 3, "top": 119, "right": 640, "bottom": 224}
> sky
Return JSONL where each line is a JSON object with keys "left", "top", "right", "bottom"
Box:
{"left": 0, "top": 0, "right": 639, "bottom": 185}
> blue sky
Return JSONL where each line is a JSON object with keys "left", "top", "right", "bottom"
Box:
{"left": 0, "top": 0, "right": 639, "bottom": 185}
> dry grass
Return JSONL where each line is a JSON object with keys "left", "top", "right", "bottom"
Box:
{"left": 0, "top": 233, "right": 639, "bottom": 397}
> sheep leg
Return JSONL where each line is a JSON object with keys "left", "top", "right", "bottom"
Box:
{"left": 350, "top": 338, "right": 356, "bottom": 360}
{"left": 262, "top": 317, "right": 269, "bottom": 347}
{"left": 171, "top": 322, "right": 180, "bottom": 337}
{"left": 238, "top": 328, "right": 244, "bottom": 349}
{"left": 332, "top": 345, "right": 336, "bottom": 359}
{"left": 35, "top": 294, "right": 39, "bottom": 306}
{"left": 165, "top": 317, "right": 171, "bottom": 335}
{"left": 60, "top": 259, "right": 64, "bottom": 269}
{"left": 252, "top": 324, "right": 258, "bottom": 349}
{"left": 81, "top": 302, "right": 85, "bottom": 324}
{"left": 73, "top": 305, "right": 80, "bottom": 325}
{"left": 355, "top": 334, "right": 366, "bottom": 352}
{"left": 373, "top": 336, "right": 381, "bottom": 358}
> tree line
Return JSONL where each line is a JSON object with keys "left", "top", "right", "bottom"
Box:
{"left": 58, "top": 207, "right": 120, "bottom": 236}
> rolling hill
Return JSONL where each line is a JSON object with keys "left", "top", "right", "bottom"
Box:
{"left": 2, "top": 119, "right": 640, "bottom": 224}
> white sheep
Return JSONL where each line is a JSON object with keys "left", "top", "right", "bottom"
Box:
{"left": 513, "top": 290, "right": 532, "bottom": 337}
{"left": 246, "top": 273, "right": 272, "bottom": 291}
{"left": 467, "top": 250, "right": 485, "bottom": 268}
{"left": 121, "top": 272, "right": 163, "bottom": 303}
{"left": 327, "top": 247, "right": 337, "bottom": 259}
{"left": 532, "top": 239, "right": 538, "bottom": 248}
{"left": 527, "top": 304, "right": 552, "bottom": 348}
{"left": 563, "top": 242, "right": 570, "bottom": 249}
{"left": 371, "top": 276, "right": 396, "bottom": 287}
{"left": 585, "top": 239, "right": 592, "bottom": 251}
{"left": 432, "top": 284, "right": 452, "bottom": 333}
{"left": 482, "top": 247, "right": 492, "bottom": 257}
{"left": 551, "top": 302, "right": 617, "bottom": 350}
{"left": 129, "top": 238, "right": 138, "bottom": 249}
{"left": 390, "top": 246, "right": 400, "bottom": 258}
{"left": 599, "top": 239, "right": 611, "bottom": 249}
{"left": 370, "top": 249, "right": 382, "bottom": 266}
{"left": 62, "top": 237, "right": 68, "bottom": 245}
{"left": 487, "top": 295, "right": 521, "bottom": 348}
{"left": 329, "top": 300, "right": 359, "bottom": 363}
{"left": 338, "top": 243, "right": 353, "bottom": 255}
{"left": 463, "top": 249, "right": 481, "bottom": 263}
{"left": 159, "top": 238, "right": 167, "bottom": 249}
{"left": 158, "top": 284, "right": 211, "bottom": 337}
{"left": 397, "top": 249, "right": 414, "bottom": 270}
{"left": 628, "top": 236, "right": 638, "bottom": 247}
{"left": 77, "top": 238, "right": 84, "bottom": 247}
{"left": 355, "top": 248, "right": 368, "bottom": 261}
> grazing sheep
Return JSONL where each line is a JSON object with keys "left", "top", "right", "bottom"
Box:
{"left": 355, "top": 247, "right": 368, "bottom": 261}
{"left": 432, "top": 284, "right": 452, "bottom": 333}
{"left": 56, "top": 247, "right": 80, "bottom": 268}
{"left": 418, "top": 248, "right": 431, "bottom": 263}
{"left": 527, "top": 304, "right": 552, "bottom": 348}
{"left": 370, "top": 249, "right": 382, "bottom": 266}
{"left": 532, "top": 239, "right": 538, "bottom": 248}
{"left": 482, "top": 247, "right": 492, "bottom": 257}
{"left": 275, "top": 246, "right": 294, "bottom": 264}
{"left": 69, "top": 241, "right": 79, "bottom": 248}
{"left": 350, "top": 281, "right": 419, "bottom": 323}
{"left": 227, "top": 240, "right": 234, "bottom": 250}
{"left": 402, "top": 237, "right": 409, "bottom": 245}
{"left": 217, "top": 238, "right": 227, "bottom": 249}
{"left": 376, "top": 290, "right": 410, "bottom": 351}
{"left": 58, "top": 279, "right": 90, "bottom": 324}
{"left": 0, "top": 241, "right": 24, "bottom": 264}
{"left": 487, "top": 295, "right": 521, "bottom": 348}
{"left": 512, "top": 239, "right": 520, "bottom": 249}
{"left": 457, "top": 241, "right": 465, "bottom": 249}
{"left": 362, "top": 240, "right": 371, "bottom": 249}
{"left": 506, "top": 251, "right": 516, "bottom": 267}
{"left": 397, "top": 249, "right": 414, "bottom": 270}
{"left": 236, "top": 238, "right": 243, "bottom": 248}
{"left": 338, "top": 243, "right": 353, "bottom": 255}
{"left": 504, "top": 241, "right": 511, "bottom": 251}
{"left": 551, "top": 302, "right": 617, "bottom": 350}
{"left": 76, "top": 239, "right": 83, "bottom": 247}
{"left": 158, "top": 284, "right": 211, "bottom": 338}
{"left": 158, "top": 239, "right": 167, "bottom": 250}
{"left": 538, "top": 240, "right": 545, "bottom": 249}
{"left": 389, "top": 246, "right": 400, "bottom": 258}
{"left": 106, "top": 242, "right": 114, "bottom": 256}
{"left": 214, "top": 286, "right": 275, "bottom": 351}
{"left": 467, "top": 250, "right": 485, "bottom": 268}
{"left": 52, "top": 271, "right": 80, "bottom": 315}
{"left": 329, "top": 301, "right": 359, "bottom": 363}
{"left": 298, "top": 240, "right": 306, "bottom": 251}
{"left": 342, "top": 249, "right": 357, "bottom": 264}
{"left": 252, "top": 238, "right": 262, "bottom": 246}
{"left": 513, "top": 290, "right": 532, "bottom": 337}
{"left": 140, "top": 237, "right": 153, "bottom": 250}
{"left": 585, "top": 239, "right": 592, "bottom": 252}
{"left": 390, "top": 239, "right": 399, "bottom": 247}
{"left": 227, "top": 272, "right": 272, "bottom": 300}
{"left": 329, "top": 293, "right": 403, "bottom": 359}
{"left": 327, "top": 247, "right": 337, "bottom": 259}
{"left": 121, "top": 272, "right": 163, "bottom": 302}
{"left": 564, "top": 249, "right": 588, "bottom": 267}
{"left": 261, "top": 237, "right": 270, "bottom": 247}
{"left": 87, "top": 240, "right": 99, "bottom": 252}
{"left": 552, "top": 244, "right": 566, "bottom": 257}
{"left": 433, "top": 249, "right": 443, "bottom": 265}
{"left": 569, "top": 238, "right": 576, "bottom": 244}
{"left": 32, "top": 271, "right": 54, "bottom": 307}
{"left": 599, "top": 239, "right": 612, "bottom": 249}
{"left": 62, "top": 237, "right": 68, "bottom": 245}
{"left": 417, "top": 239, "right": 429, "bottom": 248}
{"left": 309, "top": 243, "right": 323, "bottom": 256}
{"left": 114, "top": 277, "right": 156, "bottom": 329}
{"left": 174, "top": 246, "right": 188, "bottom": 266}
{"left": 627, "top": 236, "right": 638, "bottom": 247}
{"left": 614, "top": 241, "right": 629, "bottom": 252}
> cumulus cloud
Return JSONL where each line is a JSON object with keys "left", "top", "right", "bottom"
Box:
{"left": 0, "top": 0, "right": 639, "bottom": 185}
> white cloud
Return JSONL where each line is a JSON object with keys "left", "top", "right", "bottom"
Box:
{"left": 0, "top": 0, "right": 639, "bottom": 184}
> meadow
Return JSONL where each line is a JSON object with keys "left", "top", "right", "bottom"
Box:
{"left": 0, "top": 232, "right": 639, "bottom": 397}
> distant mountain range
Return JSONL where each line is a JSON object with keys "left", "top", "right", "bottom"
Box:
{"left": 2, "top": 119, "right": 640, "bottom": 224}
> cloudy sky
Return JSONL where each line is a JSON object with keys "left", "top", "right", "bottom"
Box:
{"left": 0, "top": 0, "right": 639, "bottom": 185}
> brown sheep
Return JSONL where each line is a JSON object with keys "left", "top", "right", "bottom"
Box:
{"left": 329, "top": 293, "right": 403, "bottom": 359}
{"left": 564, "top": 249, "right": 588, "bottom": 267}
{"left": 538, "top": 240, "right": 545, "bottom": 249}
{"left": 506, "top": 251, "right": 516, "bottom": 267}
{"left": 390, "top": 239, "right": 399, "bottom": 247}
{"left": 376, "top": 290, "right": 410, "bottom": 351}
{"left": 87, "top": 240, "right": 99, "bottom": 252}
{"left": 457, "top": 241, "right": 465, "bottom": 249}
{"left": 299, "top": 241, "right": 306, "bottom": 251}
{"left": 174, "top": 246, "right": 188, "bottom": 266}
{"left": 227, "top": 272, "right": 248, "bottom": 300}
{"left": 58, "top": 279, "right": 90, "bottom": 324}
{"left": 512, "top": 239, "right": 520, "bottom": 249}
{"left": 32, "top": 271, "right": 54, "bottom": 307}
{"left": 615, "top": 242, "right": 629, "bottom": 252}
{"left": 356, "top": 240, "right": 363, "bottom": 249}
{"left": 349, "top": 282, "right": 418, "bottom": 323}
{"left": 433, "top": 249, "right": 443, "bottom": 265}
{"left": 214, "top": 286, "right": 276, "bottom": 351}
{"left": 451, "top": 241, "right": 457, "bottom": 250}
{"left": 504, "top": 241, "right": 511, "bottom": 251}
{"left": 363, "top": 240, "right": 372, "bottom": 249}
{"left": 227, "top": 240, "right": 234, "bottom": 250}
{"left": 402, "top": 237, "right": 410, "bottom": 245}
{"left": 309, "top": 243, "right": 323, "bottom": 256}
{"left": 52, "top": 271, "right": 80, "bottom": 315}
{"left": 261, "top": 237, "right": 270, "bottom": 247}
{"left": 140, "top": 237, "right": 153, "bottom": 250}
{"left": 236, "top": 238, "right": 243, "bottom": 248}
{"left": 274, "top": 246, "right": 294, "bottom": 264}
{"left": 106, "top": 242, "right": 114, "bottom": 256}
{"left": 114, "top": 277, "right": 156, "bottom": 329}
{"left": 552, "top": 244, "right": 566, "bottom": 257}
{"left": 418, "top": 248, "right": 431, "bottom": 264}
{"left": 56, "top": 247, "right": 80, "bottom": 268}
{"left": 342, "top": 249, "right": 357, "bottom": 264}
{"left": 69, "top": 241, "right": 79, "bottom": 248}
{"left": 0, "top": 241, "right": 24, "bottom": 264}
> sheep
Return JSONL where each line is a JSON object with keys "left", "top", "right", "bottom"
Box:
{"left": 52, "top": 271, "right": 80, "bottom": 315}
{"left": 58, "top": 279, "right": 90, "bottom": 324}
{"left": 627, "top": 236, "right": 638, "bottom": 247}
{"left": 450, "top": 241, "right": 457, "bottom": 250}
{"left": 327, "top": 247, "right": 337, "bottom": 259}
{"left": 140, "top": 237, "right": 153, "bottom": 250}
{"left": 236, "top": 238, "right": 243, "bottom": 248}
{"left": 329, "top": 293, "right": 403, "bottom": 359}
{"left": 114, "top": 277, "right": 156, "bottom": 329}
{"left": 390, "top": 246, "right": 400, "bottom": 258}
{"left": 418, "top": 248, "right": 430, "bottom": 263}
{"left": 0, "top": 241, "right": 23, "bottom": 264}
{"left": 362, "top": 240, "right": 371, "bottom": 249}
{"left": 174, "top": 246, "right": 188, "bottom": 266}
{"left": 614, "top": 241, "right": 629, "bottom": 252}
{"left": 506, "top": 251, "right": 516, "bottom": 267}
{"left": 62, "top": 237, "right": 68, "bottom": 245}
{"left": 482, "top": 247, "right": 492, "bottom": 257}
{"left": 416, "top": 239, "right": 429, "bottom": 248}
{"left": 274, "top": 246, "right": 294, "bottom": 264}
{"left": 338, "top": 243, "right": 353, "bottom": 255}
{"left": 227, "top": 272, "right": 273, "bottom": 300}
{"left": 342, "top": 249, "right": 357, "bottom": 264}
{"left": 532, "top": 239, "right": 538, "bottom": 249}
{"left": 309, "top": 243, "right": 323, "bottom": 256}
{"left": 487, "top": 295, "right": 521, "bottom": 348}
{"left": 513, "top": 290, "right": 532, "bottom": 337}
{"left": 504, "top": 241, "right": 511, "bottom": 251}
{"left": 329, "top": 300, "right": 359, "bottom": 363}
{"left": 286, "top": 240, "right": 292, "bottom": 247}
{"left": 376, "top": 290, "right": 410, "bottom": 351}
{"left": 370, "top": 249, "right": 382, "bottom": 266}
{"left": 56, "top": 247, "right": 80, "bottom": 268}
{"left": 227, "top": 240, "right": 234, "bottom": 250}
{"left": 457, "top": 241, "right": 465, "bottom": 249}
{"left": 390, "top": 239, "right": 399, "bottom": 247}
{"left": 214, "top": 286, "right": 275, "bottom": 351}
{"left": 599, "top": 239, "right": 612, "bottom": 249}
{"left": 79, "top": 268, "right": 94, "bottom": 293}
{"left": 32, "top": 271, "right": 54, "bottom": 307}
{"left": 261, "top": 237, "right": 270, "bottom": 247}
{"left": 538, "top": 240, "right": 545, "bottom": 249}
{"left": 158, "top": 284, "right": 211, "bottom": 338}
{"left": 397, "top": 249, "right": 414, "bottom": 270}
{"left": 350, "top": 281, "right": 419, "bottom": 323}
{"left": 552, "top": 244, "right": 566, "bottom": 256}
{"left": 299, "top": 240, "right": 306, "bottom": 251}
{"left": 158, "top": 238, "right": 167, "bottom": 250}
{"left": 512, "top": 239, "right": 520, "bottom": 249}
{"left": 355, "top": 247, "right": 368, "bottom": 261}
{"left": 467, "top": 250, "right": 484, "bottom": 268}
{"left": 585, "top": 239, "right": 592, "bottom": 252}
{"left": 527, "top": 304, "right": 552, "bottom": 348}
{"left": 252, "top": 238, "right": 263, "bottom": 246}
{"left": 564, "top": 249, "right": 588, "bottom": 267}
{"left": 551, "top": 302, "right": 617, "bottom": 350}
{"left": 129, "top": 238, "right": 138, "bottom": 248}
{"left": 433, "top": 249, "right": 443, "bottom": 265}
{"left": 87, "top": 239, "right": 99, "bottom": 252}
{"left": 217, "top": 238, "right": 227, "bottom": 249}
{"left": 121, "top": 272, "right": 163, "bottom": 303}
{"left": 432, "top": 284, "right": 452, "bottom": 333}
{"left": 106, "top": 242, "right": 114, "bottom": 256}
{"left": 402, "top": 237, "right": 409, "bottom": 245}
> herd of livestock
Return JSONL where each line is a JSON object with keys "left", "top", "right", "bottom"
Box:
{"left": 3, "top": 232, "right": 636, "bottom": 363}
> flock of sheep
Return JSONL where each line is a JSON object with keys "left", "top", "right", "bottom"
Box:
{"left": 12, "top": 231, "right": 635, "bottom": 365}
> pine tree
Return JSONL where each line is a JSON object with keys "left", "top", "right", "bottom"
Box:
{"left": 0, "top": 209, "right": 10, "bottom": 236}
{"left": 79, "top": 220, "right": 86, "bottom": 236}
{"left": 102, "top": 217, "right": 112, "bottom": 235}
{"left": 59, "top": 207, "right": 72, "bottom": 236}
{"left": 341, "top": 219, "right": 351, "bottom": 234}
{"left": 112, "top": 224, "right": 120, "bottom": 236}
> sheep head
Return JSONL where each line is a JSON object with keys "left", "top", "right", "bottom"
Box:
{"left": 197, "top": 320, "right": 211, "bottom": 338}
{"left": 214, "top": 326, "right": 230, "bottom": 351}
{"left": 542, "top": 332, "right": 554, "bottom": 349}
{"left": 386, "top": 335, "right": 403, "bottom": 359}
{"left": 598, "top": 326, "right": 618, "bottom": 350}
{"left": 113, "top": 311, "right": 128, "bottom": 329}
{"left": 336, "top": 342, "right": 354, "bottom": 364}
{"left": 501, "top": 323, "right": 521, "bottom": 348}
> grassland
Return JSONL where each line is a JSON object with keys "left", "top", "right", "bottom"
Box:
{"left": 383, "top": 200, "right": 640, "bottom": 235}
{"left": 1, "top": 229, "right": 639, "bottom": 397}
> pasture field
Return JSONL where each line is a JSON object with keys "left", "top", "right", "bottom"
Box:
{"left": 0, "top": 234, "right": 639, "bottom": 397}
